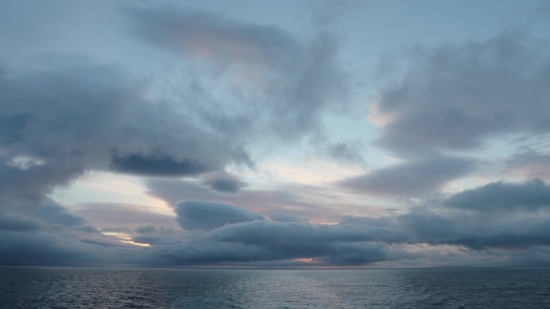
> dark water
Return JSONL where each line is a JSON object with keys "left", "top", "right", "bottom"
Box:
{"left": 0, "top": 267, "right": 549, "bottom": 309}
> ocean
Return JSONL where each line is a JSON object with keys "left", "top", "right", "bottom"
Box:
{"left": 0, "top": 267, "right": 548, "bottom": 308}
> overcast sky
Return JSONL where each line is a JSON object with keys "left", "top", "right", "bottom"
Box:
{"left": 1, "top": 0, "right": 550, "bottom": 267}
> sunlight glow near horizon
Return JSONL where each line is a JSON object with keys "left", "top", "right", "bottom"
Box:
{"left": 101, "top": 231, "right": 152, "bottom": 247}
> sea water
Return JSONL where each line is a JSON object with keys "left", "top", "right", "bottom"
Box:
{"left": 1, "top": 267, "right": 549, "bottom": 308}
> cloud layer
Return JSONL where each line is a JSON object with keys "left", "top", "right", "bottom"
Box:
{"left": 1, "top": 1, "right": 550, "bottom": 268}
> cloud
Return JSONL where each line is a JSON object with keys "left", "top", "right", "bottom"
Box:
{"left": 3, "top": 185, "right": 550, "bottom": 266}
{"left": 0, "top": 214, "right": 44, "bottom": 232}
{"left": 506, "top": 150, "right": 550, "bottom": 180}
{"left": 0, "top": 158, "right": 84, "bottom": 210}
{"left": 339, "top": 155, "right": 474, "bottom": 197}
{"left": 200, "top": 172, "right": 248, "bottom": 194}
{"left": 33, "top": 201, "right": 87, "bottom": 227}
{"left": 146, "top": 178, "right": 353, "bottom": 223}
{"left": 1, "top": 1, "right": 550, "bottom": 269}
{"left": 0, "top": 56, "right": 251, "bottom": 210}
{"left": 111, "top": 152, "right": 208, "bottom": 177}
{"left": 135, "top": 225, "right": 157, "bottom": 234}
{"left": 371, "top": 32, "right": 550, "bottom": 155}
{"left": 397, "top": 208, "right": 550, "bottom": 250}
{"left": 0, "top": 113, "right": 31, "bottom": 144}
{"left": 125, "top": 5, "right": 350, "bottom": 141}
{"left": 140, "top": 219, "right": 392, "bottom": 266}
{"left": 125, "top": 7, "right": 300, "bottom": 69}
{"left": 174, "top": 200, "right": 265, "bottom": 231}
{"left": 208, "top": 222, "right": 390, "bottom": 265}
{"left": 358, "top": 31, "right": 550, "bottom": 200}
{"left": 192, "top": 188, "right": 550, "bottom": 258}
{"left": 443, "top": 179, "right": 550, "bottom": 213}
{"left": 324, "top": 141, "right": 365, "bottom": 164}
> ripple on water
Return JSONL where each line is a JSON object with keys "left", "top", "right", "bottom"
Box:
{"left": 0, "top": 267, "right": 549, "bottom": 309}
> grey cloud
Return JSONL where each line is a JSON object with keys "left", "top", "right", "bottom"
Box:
{"left": 339, "top": 155, "right": 474, "bottom": 197}
{"left": 0, "top": 57, "right": 250, "bottom": 210}
{"left": 132, "top": 227, "right": 185, "bottom": 246}
{"left": 125, "top": 7, "right": 300, "bottom": 70}
{"left": 397, "top": 209, "right": 550, "bottom": 250}
{"left": 111, "top": 152, "right": 208, "bottom": 177}
{"left": 0, "top": 215, "right": 44, "bottom": 232}
{"left": 200, "top": 173, "right": 248, "bottom": 194}
{"left": 33, "top": 201, "right": 87, "bottom": 227}
{"left": 3, "top": 191, "right": 550, "bottom": 266}
{"left": 0, "top": 228, "right": 147, "bottom": 266}
{"left": 0, "top": 159, "right": 84, "bottom": 210}
{"left": 335, "top": 206, "right": 550, "bottom": 251}
{"left": 0, "top": 113, "right": 31, "bottom": 144}
{"left": 312, "top": 0, "right": 357, "bottom": 27}
{"left": 135, "top": 225, "right": 157, "bottom": 234}
{"left": 373, "top": 32, "right": 550, "bottom": 154}
{"left": 506, "top": 150, "right": 550, "bottom": 179}
{"left": 146, "top": 178, "right": 351, "bottom": 223}
{"left": 207, "top": 178, "right": 243, "bottom": 193}
{"left": 0, "top": 207, "right": 140, "bottom": 265}
{"left": 99, "top": 227, "right": 133, "bottom": 234}
{"left": 147, "top": 220, "right": 391, "bottom": 266}
{"left": 125, "top": 5, "right": 349, "bottom": 141}
{"left": 325, "top": 141, "right": 365, "bottom": 164}
{"left": 209, "top": 219, "right": 403, "bottom": 248}
{"left": 174, "top": 200, "right": 265, "bottom": 231}
{"left": 444, "top": 179, "right": 550, "bottom": 213}
{"left": 361, "top": 31, "right": 550, "bottom": 198}
{"left": 337, "top": 179, "right": 550, "bottom": 251}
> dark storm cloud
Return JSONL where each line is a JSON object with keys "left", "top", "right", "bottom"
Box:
{"left": 111, "top": 152, "right": 207, "bottom": 177}
{"left": 125, "top": 5, "right": 349, "bottom": 140}
{"left": 339, "top": 155, "right": 474, "bottom": 197}
{"left": 174, "top": 200, "right": 265, "bottom": 231}
{"left": 373, "top": 32, "right": 550, "bottom": 154}
{"left": 443, "top": 179, "right": 550, "bottom": 213}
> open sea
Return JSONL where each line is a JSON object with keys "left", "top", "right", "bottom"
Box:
{"left": 0, "top": 267, "right": 549, "bottom": 309}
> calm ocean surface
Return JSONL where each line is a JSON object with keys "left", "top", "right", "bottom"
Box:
{"left": 0, "top": 267, "right": 549, "bottom": 309}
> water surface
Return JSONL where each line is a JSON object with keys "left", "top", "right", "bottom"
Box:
{"left": 1, "top": 267, "right": 549, "bottom": 308}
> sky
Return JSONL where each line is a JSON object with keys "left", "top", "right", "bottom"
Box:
{"left": 1, "top": 0, "right": 550, "bottom": 267}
